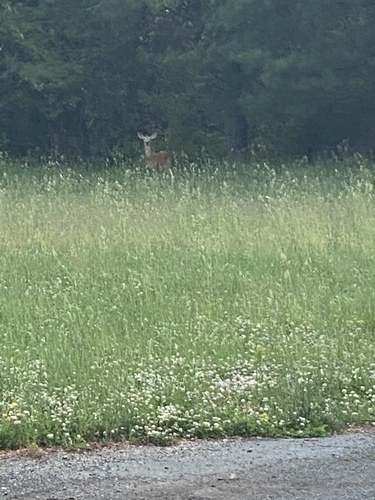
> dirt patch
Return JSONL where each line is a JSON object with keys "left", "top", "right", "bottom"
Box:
{"left": 0, "top": 430, "right": 374, "bottom": 499}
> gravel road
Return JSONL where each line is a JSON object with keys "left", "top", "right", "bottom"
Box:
{"left": 0, "top": 430, "right": 374, "bottom": 499}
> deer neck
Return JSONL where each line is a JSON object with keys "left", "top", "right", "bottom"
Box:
{"left": 144, "top": 142, "right": 153, "bottom": 158}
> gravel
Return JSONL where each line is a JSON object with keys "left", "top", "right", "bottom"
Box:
{"left": 0, "top": 429, "right": 374, "bottom": 499}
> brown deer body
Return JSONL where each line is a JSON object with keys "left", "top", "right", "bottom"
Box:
{"left": 137, "top": 132, "right": 171, "bottom": 171}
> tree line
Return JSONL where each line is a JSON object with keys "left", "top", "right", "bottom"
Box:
{"left": 1, "top": 0, "right": 375, "bottom": 160}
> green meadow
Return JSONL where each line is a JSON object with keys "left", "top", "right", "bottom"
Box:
{"left": 0, "top": 158, "right": 374, "bottom": 448}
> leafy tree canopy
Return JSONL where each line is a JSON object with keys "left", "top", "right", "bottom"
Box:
{"left": 1, "top": 0, "right": 374, "bottom": 158}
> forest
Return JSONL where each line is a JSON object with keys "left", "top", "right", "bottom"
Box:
{"left": 1, "top": 0, "right": 375, "bottom": 160}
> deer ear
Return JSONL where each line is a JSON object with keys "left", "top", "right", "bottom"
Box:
{"left": 150, "top": 132, "right": 157, "bottom": 139}
{"left": 137, "top": 132, "right": 144, "bottom": 139}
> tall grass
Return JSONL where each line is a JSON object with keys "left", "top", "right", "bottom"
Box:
{"left": 0, "top": 157, "right": 374, "bottom": 448}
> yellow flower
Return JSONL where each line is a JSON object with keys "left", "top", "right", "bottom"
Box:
{"left": 10, "top": 402, "right": 19, "bottom": 408}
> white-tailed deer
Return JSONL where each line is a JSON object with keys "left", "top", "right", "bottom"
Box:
{"left": 137, "top": 132, "right": 171, "bottom": 171}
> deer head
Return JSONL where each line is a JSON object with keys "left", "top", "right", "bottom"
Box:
{"left": 138, "top": 132, "right": 171, "bottom": 170}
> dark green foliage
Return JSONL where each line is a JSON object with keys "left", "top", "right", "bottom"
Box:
{"left": 1, "top": 0, "right": 375, "bottom": 159}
